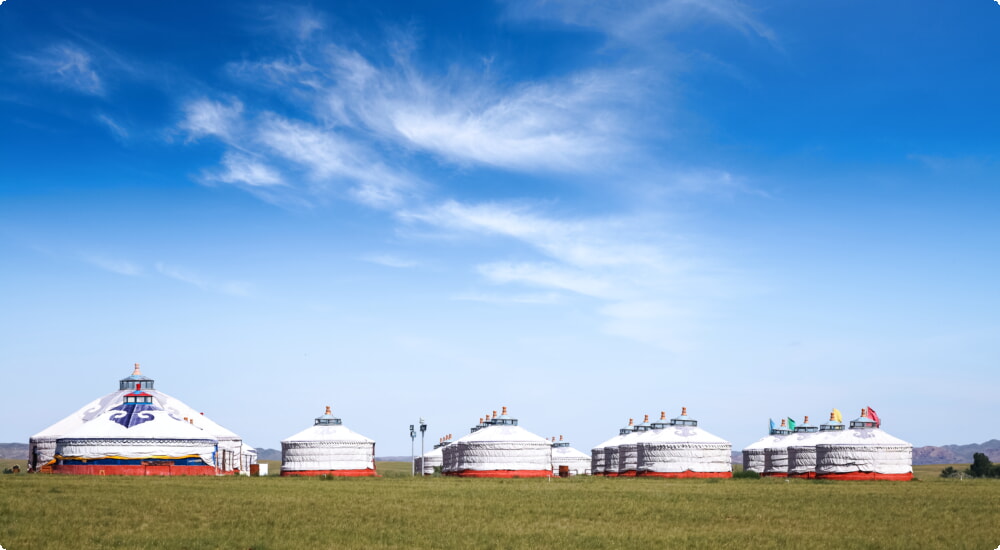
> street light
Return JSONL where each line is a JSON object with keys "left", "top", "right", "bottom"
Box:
{"left": 409, "top": 424, "right": 416, "bottom": 476}
{"left": 419, "top": 418, "right": 427, "bottom": 476}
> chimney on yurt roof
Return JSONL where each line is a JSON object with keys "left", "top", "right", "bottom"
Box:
{"left": 670, "top": 407, "right": 698, "bottom": 427}
{"left": 771, "top": 418, "right": 791, "bottom": 435}
{"left": 493, "top": 406, "right": 517, "bottom": 426}
{"left": 314, "top": 405, "right": 343, "bottom": 426}
{"left": 619, "top": 418, "right": 635, "bottom": 436}
{"left": 650, "top": 411, "right": 669, "bottom": 430}
{"left": 821, "top": 411, "right": 846, "bottom": 431}
{"left": 849, "top": 409, "right": 877, "bottom": 429}
{"left": 634, "top": 414, "right": 652, "bottom": 432}
{"left": 795, "top": 415, "right": 819, "bottom": 433}
{"left": 119, "top": 363, "right": 155, "bottom": 391}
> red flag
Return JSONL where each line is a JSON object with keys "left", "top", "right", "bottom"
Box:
{"left": 867, "top": 407, "right": 880, "bottom": 428}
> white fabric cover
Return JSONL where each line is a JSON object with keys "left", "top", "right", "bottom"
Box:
{"left": 448, "top": 424, "right": 552, "bottom": 473}
{"left": 418, "top": 446, "right": 444, "bottom": 475}
{"left": 551, "top": 445, "right": 591, "bottom": 475}
{"left": 281, "top": 424, "right": 375, "bottom": 472}
{"left": 787, "top": 430, "right": 842, "bottom": 475}
{"left": 598, "top": 431, "right": 633, "bottom": 475}
{"left": 763, "top": 433, "right": 803, "bottom": 475}
{"left": 615, "top": 429, "right": 648, "bottom": 474}
{"left": 55, "top": 409, "right": 218, "bottom": 466}
{"left": 815, "top": 428, "right": 912, "bottom": 475}
{"left": 637, "top": 425, "right": 732, "bottom": 474}
{"left": 30, "top": 387, "right": 250, "bottom": 469}
{"left": 741, "top": 433, "right": 787, "bottom": 473}
{"left": 590, "top": 433, "right": 621, "bottom": 474}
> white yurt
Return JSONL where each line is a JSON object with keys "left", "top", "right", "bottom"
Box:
{"left": 550, "top": 436, "right": 591, "bottom": 476}
{"left": 815, "top": 409, "right": 913, "bottom": 481}
{"left": 51, "top": 385, "right": 219, "bottom": 475}
{"left": 29, "top": 364, "right": 254, "bottom": 473}
{"left": 741, "top": 419, "right": 791, "bottom": 474}
{"left": 763, "top": 417, "right": 818, "bottom": 477}
{"left": 417, "top": 436, "right": 450, "bottom": 475}
{"left": 280, "top": 406, "right": 376, "bottom": 477}
{"left": 636, "top": 407, "right": 732, "bottom": 478}
{"left": 788, "top": 412, "right": 845, "bottom": 478}
{"left": 445, "top": 407, "right": 552, "bottom": 478}
{"left": 442, "top": 415, "right": 489, "bottom": 475}
{"left": 599, "top": 418, "right": 635, "bottom": 477}
{"left": 616, "top": 414, "right": 653, "bottom": 477}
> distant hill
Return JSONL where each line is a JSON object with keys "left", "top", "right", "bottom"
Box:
{"left": 0, "top": 443, "right": 28, "bottom": 460}
{"left": 255, "top": 448, "right": 281, "bottom": 461}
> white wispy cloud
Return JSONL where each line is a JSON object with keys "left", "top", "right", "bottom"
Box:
{"left": 155, "top": 262, "right": 252, "bottom": 296}
{"left": 206, "top": 152, "right": 284, "bottom": 187}
{"left": 363, "top": 254, "right": 419, "bottom": 268}
{"left": 478, "top": 262, "right": 616, "bottom": 299}
{"left": 503, "top": 0, "right": 776, "bottom": 45}
{"left": 95, "top": 113, "right": 128, "bottom": 140}
{"left": 178, "top": 98, "right": 244, "bottom": 142}
{"left": 82, "top": 254, "right": 143, "bottom": 276}
{"left": 20, "top": 43, "right": 104, "bottom": 96}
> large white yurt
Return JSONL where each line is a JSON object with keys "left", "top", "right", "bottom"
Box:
{"left": 763, "top": 417, "right": 818, "bottom": 477}
{"left": 445, "top": 407, "right": 552, "bottom": 478}
{"left": 788, "top": 412, "right": 845, "bottom": 478}
{"left": 815, "top": 409, "right": 913, "bottom": 481}
{"left": 598, "top": 418, "right": 635, "bottom": 477}
{"left": 616, "top": 414, "right": 653, "bottom": 477}
{"left": 442, "top": 416, "right": 489, "bottom": 475}
{"left": 741, "top": 420, "right": 791, "bottom": 474}
{"left": 29, "top": 364, "right": 254, "bottom": 473}
{"left": 550, "top": 436, "right": 591, "bottom": 476}
{"left": 636, "top": 407, "right": 732, "bottom": 478}
{"left": 280, "top": 406, "right": 377, "bottom": 477}
{"left": 52, "top": 385, "right": 220, "bottom": 476}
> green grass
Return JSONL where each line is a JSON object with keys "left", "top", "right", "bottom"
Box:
{"left": 1, "top": 462, "right": 996, "bottom": 549}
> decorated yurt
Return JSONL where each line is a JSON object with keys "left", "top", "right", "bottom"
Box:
{"left": 636, "top": 407, "right": 732, "bottom": 478}
{"left": 788, "top": 411, "right": 845, "bottom": 478}
{"left": 550, "top": 435, "right": 591, "bottom": 476}
{"left": 598, "top": 418, "right": 635, "bottom": 477}
{"left": 815, "top": 408, "right": 913, "bottom": 481}
{"left": 445, "top": 407, "right": 552, "bottom": 478}
{"left": 51, "top": 384, "right": 219, "bottom": 475}
{"left": 280, "top": 406, "right": 376, "bottom": 477}
{"left": 741, "top": 419, "right": 791, "bottom": 474}
{"left": 763, "top": 417, "right": 818, "bottom": 477}
{"left": 616, "top": 414, "right": 652, "bottom": 477}
{"left": 29, "top": 364, "right": 254, "bottom": 473}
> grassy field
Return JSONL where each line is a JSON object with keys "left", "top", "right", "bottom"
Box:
{"left": 1, "top": 462, "right": 997, "bottom": 549}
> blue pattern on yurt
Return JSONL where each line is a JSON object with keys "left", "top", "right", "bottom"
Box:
{"left": 108, "top": 402, "right": 159, "bottom": 428}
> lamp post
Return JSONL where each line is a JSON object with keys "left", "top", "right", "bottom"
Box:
{"left": 419, "top": 418, "right": 427, "bottom": 476}
{"left": 409, "top": 424, "right": 416, "bottom": 476}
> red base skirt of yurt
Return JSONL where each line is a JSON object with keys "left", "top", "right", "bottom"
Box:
{"left": 617, "top": 470, "right": 638, "bottom": 477}
{"left": 788, "top": 472, "right": 816, "bottom": 479}
{"left": 816, "top": 471, "right": 913, "bottom": 481}
{"left": 761, "top": 472, "right": 788, "bottom": 478}
{"left": 638, "top": 471, "right": 733, "bottom": 479}
{"left": 449, "top": 469, "right": 551, "bottom": 478}
{"left": 281, "top": 469, "right": 377, "bottom": 477}
{"left": 52, "top": 464, "right": 218, "bottom": 476}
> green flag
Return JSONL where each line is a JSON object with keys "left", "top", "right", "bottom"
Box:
{"left": 787, "top": 417, "right": 797, "bottom": 431}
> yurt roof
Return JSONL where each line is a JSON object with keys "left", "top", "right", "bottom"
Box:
{"left": 282, "top": 407, "right": 373, "bottom": 443}
{"left": 58, "top": 405, "right": 217, "bottom": 442}
{"left": 816, "top": 426, "right": 911, "bottom": 447}
{"left": 552, "top": 445, "right": 591, "bottom": 460}
{"left": 743, "top": 433, "right": 789, "bottom": 451}
{"left": 645, "top": 409, "right": 729, "bottom": 445}
{"left": 458, "top": 423, "right": 551, "bottom": 444}
{"left": 591, "top": 419, "right": 635, "bottom": 450}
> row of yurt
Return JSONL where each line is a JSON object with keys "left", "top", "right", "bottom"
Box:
{"left": 442, "top": 407, "right": 552, "bottom": 477}
{"left": 550, "top": 436, "right": 591, "bottom": 476}
{"left": 416, "top": 435, "right": 451, "bottom": 475}
{"left": 592, "top": 408, "right": 733, "bottom": 478}
{"left": 742, "top": 409, "right": 912, "bottom": 480}
{"left": 31, "top": 365, "right": 256, "bottom": 475}
{"left": 280, "top": 406, "right": 376, "bottom": 477}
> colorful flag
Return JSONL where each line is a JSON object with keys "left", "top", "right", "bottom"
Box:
{"left": 787, "top": 417, "right": 797, "bottom": 431}
{"left": 833, "top": 408, "right": 843, "bottom": 423}
{"left": 769, "top": 418, "right": 776, "bottom": 433}
{"left": 868, "top": 407, "right": 880, "bottom": 428}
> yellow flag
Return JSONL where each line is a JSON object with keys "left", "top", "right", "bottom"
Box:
{"left": 833, "top": 408, "right": 843, "bottom": 423}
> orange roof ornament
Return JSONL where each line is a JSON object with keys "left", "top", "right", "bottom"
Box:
{"left": 325, "top": 406, "right": 332, "bottom": 415}
{"left": 681, "top": 407, "right": 688, "bottom": 416}
{"left": 643, "top": 414, "right": 649, "bottom": 423}
{"left": 660, "top": 411, "right": 666, "bottom": 420}
{"left": 133, "top": 363, "right": 142, "bottom": 376}
{"left": 502, "top": 406, "right": 508, "bottom": 416}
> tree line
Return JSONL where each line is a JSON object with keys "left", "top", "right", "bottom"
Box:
{"left": 940, "top": 452, "right": 1000, "bottom": 478}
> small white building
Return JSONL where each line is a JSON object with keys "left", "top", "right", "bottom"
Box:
{"left": 550, "top": 436, "right": 591, "bottom": 476}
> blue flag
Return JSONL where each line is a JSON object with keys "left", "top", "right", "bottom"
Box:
{"left": 769, "top": 418, "right": 776, "bottom": 433}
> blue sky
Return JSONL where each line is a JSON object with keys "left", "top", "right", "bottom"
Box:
{"left": 2, "top": 0, "right": 998, "bottom": 455}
